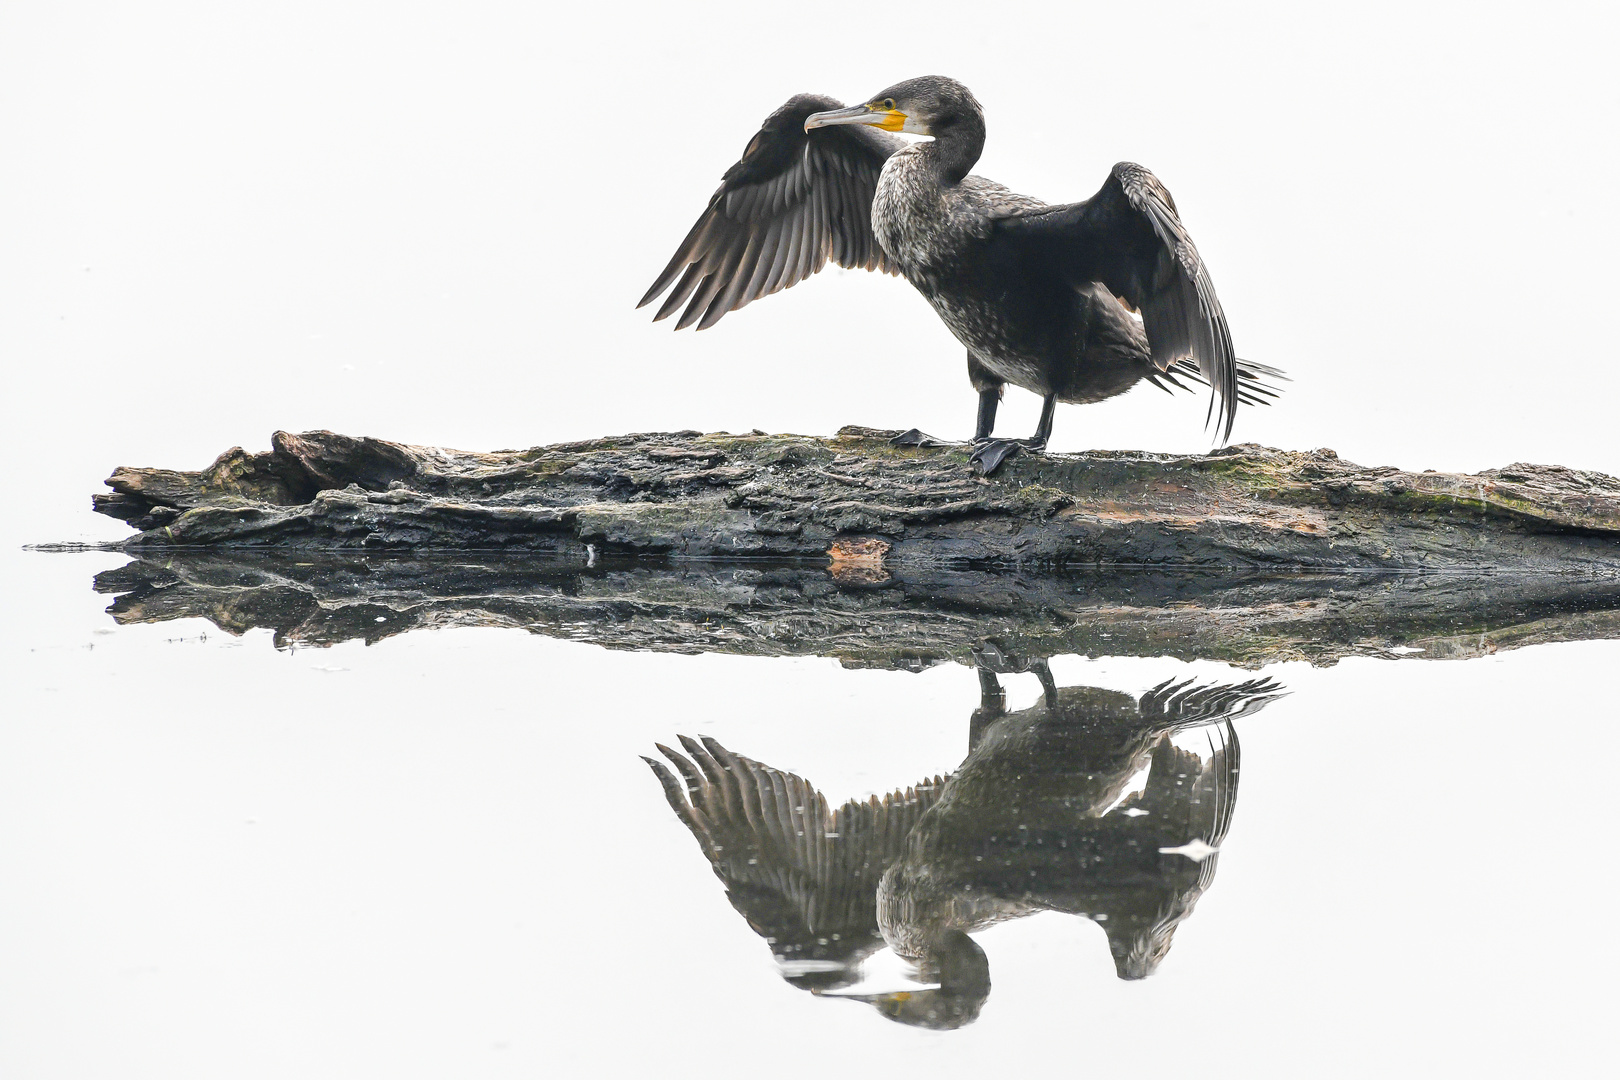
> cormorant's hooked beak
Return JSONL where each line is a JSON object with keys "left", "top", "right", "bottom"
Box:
{"left": 835, "top": 987, "right": 984, "bottom": 1030}
{"left": 859, "top": 990, "right": 915, "bottom": 1017}
{"left": 804, "top": 104, "right": 908, "bottom": 133}
{"left": 824, "top": 988, "right": 921, "bottom": 1017}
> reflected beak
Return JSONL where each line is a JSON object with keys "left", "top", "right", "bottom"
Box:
{"left": 843, "top": 990, "right": 914, "bottom": 1016}
{"left": 872, "top": 991, "right": 912, "bottom": 1017}
{"left": 804, "top": 104, "right": 908, "bottom": 133}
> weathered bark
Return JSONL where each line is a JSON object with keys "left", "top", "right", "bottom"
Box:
{"left": 92, "top": 427, "right": 1620, "bottom": 571}
{"left": 91, "top": 551, "right": 1620, "bottom": 669}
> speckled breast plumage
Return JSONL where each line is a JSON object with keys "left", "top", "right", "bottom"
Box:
{"left": 872, "top": 148, "right": 1064, "bottom": 394}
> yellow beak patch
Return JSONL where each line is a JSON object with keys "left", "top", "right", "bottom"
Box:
{"left": 871, "top": 109, "right": 907, "bottom": 132}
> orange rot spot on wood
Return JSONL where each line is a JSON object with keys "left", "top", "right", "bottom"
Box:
{"left": 827, "top": 537, "right": 891, "bottom": 585}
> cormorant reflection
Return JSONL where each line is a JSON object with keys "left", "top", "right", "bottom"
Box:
{"left": 645, "top": 653, "right": 1284, "bottom": 1029}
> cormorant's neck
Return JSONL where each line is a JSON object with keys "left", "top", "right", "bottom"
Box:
{"left": 929, "top": 928, "right": 991, "bottom": 993}
{"left": 921, "top": 109, "right": 986, "bottom": 186}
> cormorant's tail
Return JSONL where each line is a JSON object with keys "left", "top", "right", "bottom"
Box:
{"left": 1147, "top": 357, "right": 1289, "bottom": 408}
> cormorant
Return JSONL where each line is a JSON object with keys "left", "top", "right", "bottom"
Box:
{"left": 641, "top": 76, "right": 1282, "bottom": 474}
{"left": 643, "top": 668, "right": 1285, "bottom": 1028}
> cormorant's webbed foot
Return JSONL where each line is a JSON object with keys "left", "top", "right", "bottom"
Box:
{"left": 890, "top": 428, "right": 962, "bottom": 448}
{"left": 969, "top": 437, "right": 1046, "bottom": 476}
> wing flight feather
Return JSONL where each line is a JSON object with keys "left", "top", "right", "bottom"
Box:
{"left": 640, "top": 95, "right": 901, "bottom": 330}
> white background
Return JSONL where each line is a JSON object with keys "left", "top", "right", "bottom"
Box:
{"left": 3, "top": 3, "right": 1619, "bottom": 1077}
{"left": 4, "top": 547, "right": 1617, "bottom": 1079}
{"left": 2, "top": 1, "right": 1618, "bottom": 547}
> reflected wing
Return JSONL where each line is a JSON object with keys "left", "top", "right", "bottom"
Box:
{"left": 992, "top": 163, "right": 1239, "bottom": 438}
{"left": 1138, "top": 676, "right": 1286, "bottom": 735}
{"left": 639, "top": 94, "right": 901, "bottom": 331}
{"left": 644, "top": 735, "right": 942, "bottom": 975}
{"left": 1140, "top": 718, "right": 1243, "bottom": 862}
{"left": 1107, "top": 717, "right": 1245, "bottom": 978}
{"left": 1189, "top": 719, "right": 1242, "bottom": 874}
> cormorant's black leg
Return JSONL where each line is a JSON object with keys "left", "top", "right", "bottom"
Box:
{"left": 970, "top": 393, "right": 1057, "bottom": 476}
{"left": 1030, "top": 393, "right": 1057, "bottom": 449}
{"left": 969, "top": 667, "right": 1006, "bottom": 752}
{"left": 1030, "top": 658, "right": 1058, "bottom": 708}
{"left": 969, "top": 642, "right": 1059, "bottom": 744}
{"left": 974, "top": 387, "right": 999, "bottom": 442}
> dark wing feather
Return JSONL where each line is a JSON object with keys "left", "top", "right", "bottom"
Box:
{"left": 1192, "top": 720, "right": 1242, "bottom": 892}
{"left": 639, "top": 94, "right": 901, "bottom": 331}
{"left": 992, "top": 163, "right": 1240, "bottom": 439}
{"left": 644, "top": 735, "right": 943, "bottom": 973}
{"left": 1147, "top": 356, "right": 1289, "bottom": 408}
{"left": 1137, "top": 676, "right": 1287, "bottom": 736}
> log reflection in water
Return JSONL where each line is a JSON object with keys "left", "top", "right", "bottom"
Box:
{"left": 646, "top": 660, "right": 1284, "bottom": 1028}
{"left": 86, "top": 550, "right": 1620, "bottom": 668}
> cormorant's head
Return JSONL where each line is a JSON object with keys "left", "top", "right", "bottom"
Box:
{"left": 803, "top": 76, "right": 982, "bottom": 137}
{"left": 839, "top": 929, "right": 991, "bottom": 1030}
{"left": 856, "top": 980, "right": 989, "bottom": 1030}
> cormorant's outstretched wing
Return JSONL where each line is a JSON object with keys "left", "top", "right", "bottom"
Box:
{"left": 991, "top": 163, "right": 1240, "bottom": 439}
{"left": 639, "top": 95, "right": 901, "bottom": 331}
{"left": 644, "top": 735, "right": 942, "bottom": 983}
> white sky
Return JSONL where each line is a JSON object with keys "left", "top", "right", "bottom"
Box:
{"left": 2, "top": 1, "right": 1618, "bottom": 546}
{"left": 2, "top": 6, "right": 1618, "bottom": 1075}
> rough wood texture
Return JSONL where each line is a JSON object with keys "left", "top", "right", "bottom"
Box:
{"left": 91, "top": 552, "right": 1620, "bottom": 669}
{"left": 93, "top": 427, "right": 1620, "bottom": 571}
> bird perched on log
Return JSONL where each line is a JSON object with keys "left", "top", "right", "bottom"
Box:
{"left": 641, "top": 75, "right": 1283, "bottom": 474}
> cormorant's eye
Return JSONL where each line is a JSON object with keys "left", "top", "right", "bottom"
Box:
{"left": 883, "top": 98, "right": 896, "bottom": 110}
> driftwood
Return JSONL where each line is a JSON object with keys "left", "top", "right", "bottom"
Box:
{"left": 92, "top": 427, "right": 1620, "bottom": 571}
{"left": 91, "top": 552, "right": 1620, "bottom": 669}
{"left": 79, "top": 427, "right": 1620, "bottom": 668}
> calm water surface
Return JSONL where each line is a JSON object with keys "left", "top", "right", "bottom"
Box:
{"left": 2, "top": 546, "right": 1615, "bottom": 1077}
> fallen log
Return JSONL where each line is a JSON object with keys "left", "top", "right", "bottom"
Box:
{"left": 93, "top": 427, "right": 1620, "bottom": 571}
